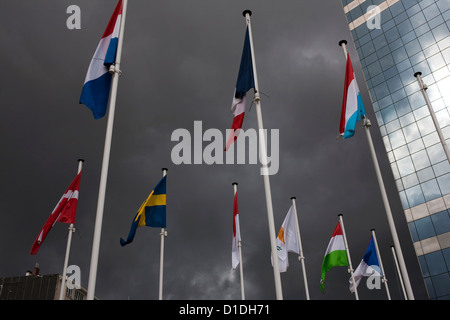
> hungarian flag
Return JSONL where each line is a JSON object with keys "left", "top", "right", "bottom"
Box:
{"left": 30, "top": 171, "right": 82, "bottom": 255}
{"left": 274, "top": 205, "right": 299, "bottom": 272}
{"left": 80, "top": 0, "right": 123, "bottom": 119}
{"left": 320, "top": 221, "right": 348, "bottom": 292}
{"left": 339, "top": 53, "right": 366, "bottom": 138}
{"left": 225, "top": 26, "right": 255, "bottom": 151}
{"left": 231, "top": 191, "right": 241, "bottom": 269}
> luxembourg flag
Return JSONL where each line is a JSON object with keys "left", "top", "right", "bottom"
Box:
{"left": 232, "top": 191, "right": 241, "bottom": 269}
{"left": 30, "top": 171, "right": 82, "bottom": 255}
{"left": 339, "top": 53, "right": 366, "bottom": 139}
{"left": 225, "top": 26, "right": 255, "bottom": 151}
{"left": 349, "top": 236, "right": 382, "bottom": 293}
{"left": 80, "top": 0, "right": 122, "bottom": 119}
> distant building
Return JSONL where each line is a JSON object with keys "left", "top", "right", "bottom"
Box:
{"left": 0, "top": 264, "right": 94, "bottom": 300}
{"left": 340, "top": 0, "right": 450, "bottom": 299}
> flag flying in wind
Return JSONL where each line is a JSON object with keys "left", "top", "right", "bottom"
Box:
{"left": 225, "top": 26, "right": 255, "bottom": 151}
{"left": 274, "top": 205, "right": 299, "bottom": 272}
{"left": 120, "top": 175, "right": 167, "bottom": 246}
{"left": 349, "top": 236, "right": 382, "bottom": 293}
{"left": 30, "top": 171, "right": 82, "bottom": 255}
{"left": 339, "top": 53, "right": 366, "bottom": 139}
{"left": 80, "top": 0, "right": 122, "bottom": 119}
{"left": 320, "top": 222, "right": 348, "bottom": 293}
{"left": 232, "top": 191, "right": 241, "bottom": 269}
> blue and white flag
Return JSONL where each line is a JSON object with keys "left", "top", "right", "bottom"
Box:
{"left": 350, "top": 236, "right": 381, "bottom": 293}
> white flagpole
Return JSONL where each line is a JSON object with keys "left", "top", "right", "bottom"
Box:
{"left": 159, "top": 168, "right": 168, "bottom": 300}
{"left": 338, "top": 214, "right": 359, "bottom": 300}
{"left": 391, "top": 245, "right": 408, "bottom": 300}
{"left": 338, "top": 40, "right": 414, "bottom": 300}
{"left": 290, "top": 197, "right": 310, "bottom": 300}
{"left": 232, "top": 182, "right": 245, "bottom": 300}
{"left": 414, "top": 71, "right": 450, "bottom": 163}
{"left": 59, "top": 159, "right": 84, "bottom": 300}
{"left": 243, "top": 10, "right": 283, "bottom": 300}
{"left": 371, "top": 229, "right": 391, "bottom": 300}
{"left": 87, "top": 0, "right": 128, "bottom": 300}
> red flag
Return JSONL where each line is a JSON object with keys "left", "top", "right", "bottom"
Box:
{"left": 30, "top": 171, "right": 82, "bottom": 255}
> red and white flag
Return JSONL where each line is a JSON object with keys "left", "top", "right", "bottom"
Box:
{"left": 30, "top": 171, "right": 82, "bottom": 255}
{"left": 232, "top": 191, "right": 241, "bottom": 269}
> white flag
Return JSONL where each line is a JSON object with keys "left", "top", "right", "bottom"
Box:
{"left": 274, "top": 205, "right": 299, "bottom": 272}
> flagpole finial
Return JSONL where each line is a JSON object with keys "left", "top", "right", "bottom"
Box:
{"left": 338, "top": 213, "right": 343, "bottom": 217}
{"left": 290, "top": 196, "right": 296, "bottom": 200}
{"left": 78, "top": 158, "right": 85, "bottom": 163}
{"left": 338, "top": 40, "right": 347, "bottom": 46}
{"left": 242, "top": 10, "right": 252, "bottom": 17}
{"left": 162, "top": 167, "right": 168, "bottom": 172}
{"left": 414, "top": 71, "right": 422, "bottom": 78}
{"left": 371, "top": 228, "right": 376, "bottom": 232}
{"left": 232, "top": 182, "right": 238, "bottom": 186}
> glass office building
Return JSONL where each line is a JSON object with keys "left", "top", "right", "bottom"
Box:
{"left": 341, "top": 0, "right": 450, "bottom": 299}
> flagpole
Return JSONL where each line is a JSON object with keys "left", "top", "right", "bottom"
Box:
{"left": 391, "top": 245, "right": 408, "bottom": 300}
{"left": 290, "top": 197, "right": 310, "bottom": 300}
{"left": 233, "top": 182, "right": 245, "bottom": 300}
{"left": 159, "top": 168, "right": 168, "bottom": 300}
{"left": 243, "top": 10, "right": 283, "bottom": 300}
{"left": 87, "top": 0, "right": 128, "bottom": 301}
{"left": 414, "top": 71, "right": 450, "bottom": 163}
{"left": 338, "top": 214, "right": 359, "bottom": 300}
{"left": 59, "top": 159, "right": 84, "bottom": 300}
{"left": 371, "top": 229, "right": 391, "bottom": 300}
{"left": 338, "top": 40, "right": 415, "bottom": 300}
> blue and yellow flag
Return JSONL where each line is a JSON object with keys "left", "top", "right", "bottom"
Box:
{"left": 120, "top": 175, "right": 166, "bottom": 246}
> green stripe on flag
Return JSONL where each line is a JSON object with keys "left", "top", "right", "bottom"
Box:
{"left": 320, "top": 250, "right": 348, "bottom": 293}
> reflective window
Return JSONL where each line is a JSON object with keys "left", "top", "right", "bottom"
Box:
{"left": 403, "top": 122, "right": 421, "bottom": 143}
{"left": 405, "top": 184, "right": 426, "bottom": 206}
{"left": 425, "top": 251, "right": 448, "bottom": 275}
{"left": 437, "top": 173, "right": 450, "bottom": 194}
{"left": 411, "top": 149, "right": 431, "bottom": 170}
{"left": 389, "top": 129, "right": 407, "bottom": 149}
{"left": 431, "top": 210, "right": 450, "bottom": 235}
{"left": 431, "top": 273, "right": 450, "bottom": 297}
{"left": 415, "top": 216, "right": 436, "bottom": 240}
{"left": 421, "top": 178, "right": 442, "bottom": 201}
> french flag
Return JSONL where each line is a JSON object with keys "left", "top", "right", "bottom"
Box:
{"left": 80, "top": 0, "right": 122, "bottom": 119}
{"left": 339, "top": 53, "right": 366, "bottom": 139}
{"left": 225, "top": 26, "right": 255, "bottom": 151}
{"left": 349, "top": 236, "right": 382, "bottom": 293}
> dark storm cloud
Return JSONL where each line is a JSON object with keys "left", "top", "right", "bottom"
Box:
{"left": 0, "top": 0, "right": 428, "bottom": 301}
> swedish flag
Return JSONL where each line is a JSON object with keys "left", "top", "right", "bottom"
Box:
{"left": 120, "top": 175, "right": 166, "bottom": 246}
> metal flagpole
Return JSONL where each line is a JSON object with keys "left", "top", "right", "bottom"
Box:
{"left": 243, "top": 10, "right": 283, "bottom": 300}
{"left": 159, "top": 168, "right": 168, "bottom": 300}
{"left": 233, "top": 182, "right": 245, "bottom": 300}
{"left": 290, "top": 197, "right": 310, "bottom": 300}
{"left": 87, "top": 0, "right": 128, "bottom": 300}
{"left": 414, "top": 71, "right": 450, "bottom": 163}
{"left": 391, "top": 245, "right": 408, "bottom": 300}
{"left": 338, "top": 214, "right": 359, "bottom": 300}
{"left": 59, "top": 159, "right": 84, "bottom": 300}
{"left": 371, "top": 229, "right": 391, "bottom": 300}
{"left": 338, "top": 40, "right": 415, "bottom": 300}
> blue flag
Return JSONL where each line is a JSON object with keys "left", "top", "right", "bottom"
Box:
{"left": 350, "top": 236, "right": 382, "bottom": 292}
{"left": 120, "top": 175, "right": 167, "bottom": 246}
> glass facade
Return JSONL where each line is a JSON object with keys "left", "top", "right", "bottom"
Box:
{"left": 341, "top": 0, "right": 450, "bottom": 299}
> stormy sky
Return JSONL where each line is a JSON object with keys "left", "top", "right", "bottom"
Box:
{"left": 0, "top": 0, "right": 429, "bottom": 300}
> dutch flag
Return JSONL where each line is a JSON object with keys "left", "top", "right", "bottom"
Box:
{"left": 339, "top": 53, "right": 366, "bottom": 139}
{"left": 80, "top": 0, "right": 122, "bottom": 119}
